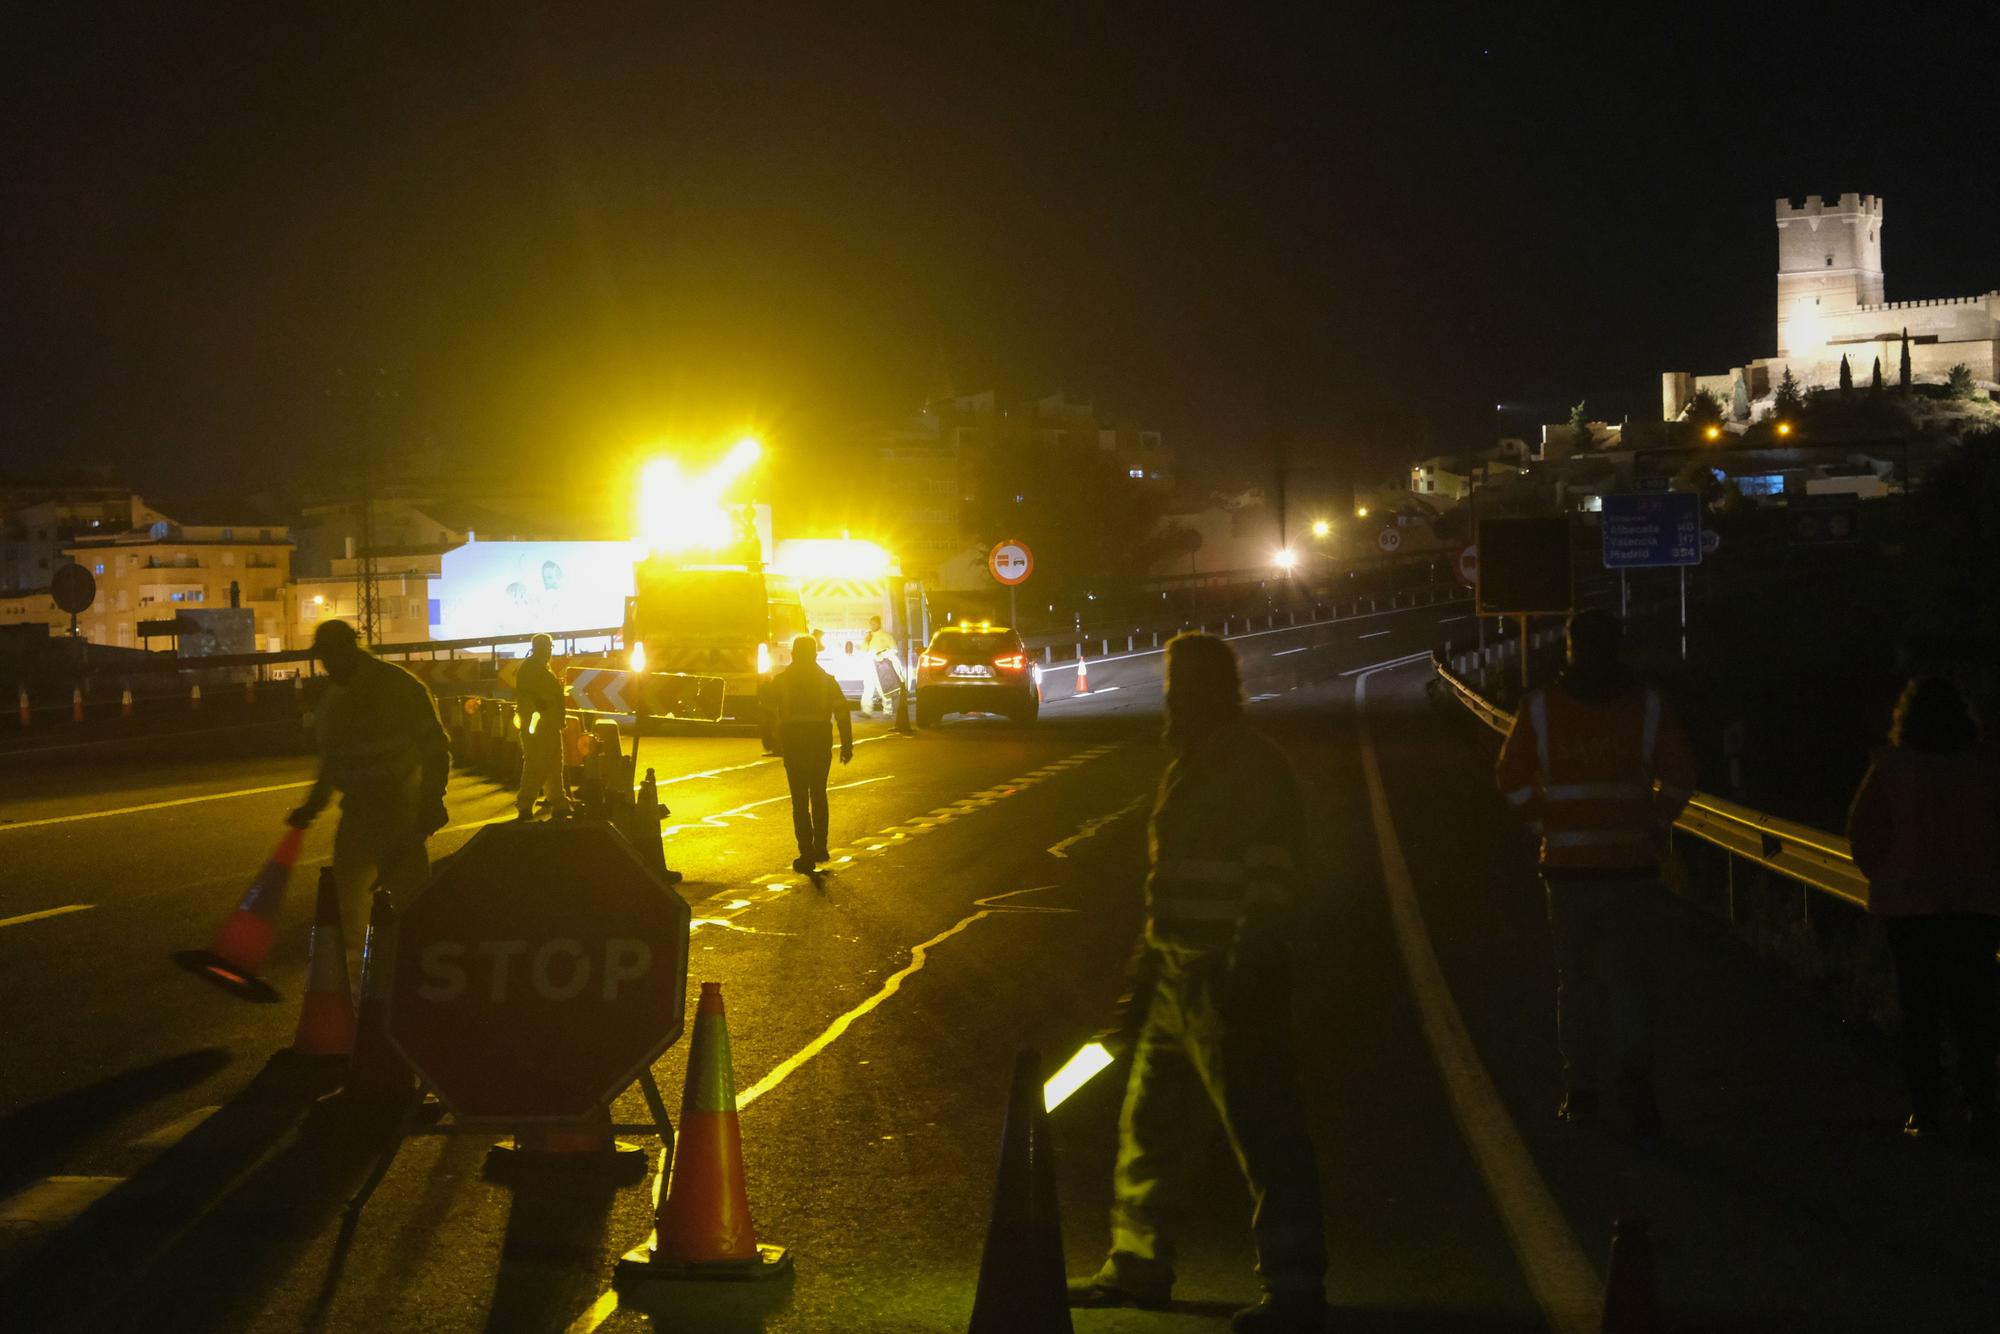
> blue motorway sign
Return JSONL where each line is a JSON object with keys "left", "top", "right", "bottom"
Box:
{"left": 1601, "top": 491, "right": 1702, "bottom": 568}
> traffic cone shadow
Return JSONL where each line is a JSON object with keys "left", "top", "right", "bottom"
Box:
{"left": 1600, "top": 1213, "right": 1661, "bottom": 1334}
{"left": 173, "top": 825, "right": 305, "bottom": 1003}
{"left": 968, "top": 1048, "right": 1072, "bottom": 1333}
{"left": 615, "top": 981, "right": 792, "bottom": 1289}
{"left": 287, "top": 869, "right": 356, "bottom": 1060}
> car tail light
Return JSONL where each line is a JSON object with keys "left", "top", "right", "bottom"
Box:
{"left": 919, "top": 652, "right": 948, "bottom": 669}
{"left": 993, "top": 653, "right": 1027, "bottom": 671}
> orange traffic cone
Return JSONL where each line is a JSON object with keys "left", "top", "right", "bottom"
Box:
{"left": 71, "top": 687, "right": 83, "bottom": 723}
{"left": 290, "top": 869, "right": 355, "bottom": 1057}
{"left": 1600, "top": 1214, "right": 1660, "bottom": 1334}
{"left": 968, "top": 1049, "right": 1072, "bottom": 1333}
{"left": 190, "top": 681, "right": 202, "bottom": 710}
{"left": 121, "top": 687, "right": 134, "bottom": 718}
{"left": 1074, "top": 652, "right": 1090, "bottom": 695}
{"left": 173, "top": 825, "right": 304, "bottom": 1002}
{"left": 17, "top": 684, "right": 28, "bottom": 727}
{"left": 615, "top": 981, "right": 792, "bottom": 1285}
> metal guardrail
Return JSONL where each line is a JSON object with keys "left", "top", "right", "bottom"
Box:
{"left": 1429, "top": 652, "right": 1869, "bottom": 911}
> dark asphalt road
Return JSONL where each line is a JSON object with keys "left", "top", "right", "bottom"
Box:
{"left": 3, "top": 594, "right": 1996, "bottom": 1333}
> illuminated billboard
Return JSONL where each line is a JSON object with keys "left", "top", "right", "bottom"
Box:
{"left": 432, "top": 541, "right": 634, "bottom": 642}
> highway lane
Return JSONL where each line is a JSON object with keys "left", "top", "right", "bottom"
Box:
{"left": 0, "top": 598, "right": 1596, "bottom": 1334}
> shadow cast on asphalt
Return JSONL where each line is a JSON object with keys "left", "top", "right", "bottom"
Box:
{"left": 481, "top": 1172, "right": 621, "bottom": 1334}
{"left": 0, "top": 1049, "right": 346, "bottom": 1332}
{"left": 0, "top": 1046, "right": 231, "bottom": 1200}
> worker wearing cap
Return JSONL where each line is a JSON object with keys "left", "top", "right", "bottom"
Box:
{"left": 288, "top": 619, "right": 451, "bottom": 948}
{"left": 1070, "top": 632, "right": 1328, "bottom": 1334}
{"left": 513, "top": 633, "right": 572, "bottom": 821}
{"left": 1495, "top": 607, "right": 1698, "bottom": 1134}
{"left": 773, "top": 633, "right": 853, "bottom": 873}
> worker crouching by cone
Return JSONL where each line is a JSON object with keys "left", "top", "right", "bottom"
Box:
{"left": 615, "top": 981, "right": 791, "bottom": 1287}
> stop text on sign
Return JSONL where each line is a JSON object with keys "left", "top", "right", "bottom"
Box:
{"left": 417, "top": 937, "right": 653, "bottom": 1003}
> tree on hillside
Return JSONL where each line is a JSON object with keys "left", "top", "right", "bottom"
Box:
{"left": 1838, "top": 354, "right": 1853, "bottom": 391}
{"left": 1948, "top": 363, "right": 1978, "bottom": 400}
{"left": 1906, "top": 432, "right": 2000, "bottom": 642}
{"left": 1899, "top": 327, "right": 1912, "bottom": 391}
{"left": 1688, "top": 388, "right": 1726, "bottom": 429}
{"left": 1567, "top": 401, "right": 1592, "bottom": 454}
{"left": 1731, "top": 376, "right": 1750, "bottom": 421}
{"left": 1871, "top": 357, "right": 1884, "bottom": 392}
{"left": 1773, "top": 367, "right": 1805, "bottom": 418}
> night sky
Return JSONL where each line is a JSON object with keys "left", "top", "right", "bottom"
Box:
{"left": 4, "top": 4, "right": 1996, "bottom": 495}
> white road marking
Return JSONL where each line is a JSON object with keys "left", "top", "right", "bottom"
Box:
{"left": 1439, "top": 615, "right": 1468, "bottom": 623}
{"left": 130, "top": 1105, "right": 221, "bottom": 1150}
{"left": 1354, "top": 664, "right": 1599, "bottom": 1332}
{"left": 1273, "top": 646, "right": 1311, "bottom": 656}
{"left": 0, "top": 1176, "right": 122, "bottom": 1228}
{"left": 0, "top": 904, "right": 96, "bottom": 931}
{"left": 735, "top": 887, "right": 1070, "bottom": 1112}
{"left": 1358, "top": 629, "right": 1393, "bottom": 639}
{"left": 1339, "top": 650, "right": 1433, "bottom": 678}
{"left": 0, "top": 781, "right": 313, "bottom": 833}
{"left": 1036, "top": 594, "right": 1474, "bottom": 674}
{"left": 662, "top": 775, "right": 889, "bottom": 837}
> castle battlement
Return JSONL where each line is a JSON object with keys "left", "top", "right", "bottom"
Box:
{"left": 1850, "top": 292, "right": 2000, "bottom": 314}
{"left": 1776, "top": 192, "right": 1884, "bottom": 222}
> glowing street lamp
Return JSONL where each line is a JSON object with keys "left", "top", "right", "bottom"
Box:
{"left": 1775, "top": 421, "right": 1793, "bottom": 437}
{"left": 1273, "top": 548, "right": 1299, "bottom": 571}
{"left": 1703, "top": 424, "right": 1722, "bottom": 442}
{"left": 1355, "top": 505, "right": 1370, "bottom": 519}
{"left": 1310, "top": 518, "right": 1331, "bottom": 539}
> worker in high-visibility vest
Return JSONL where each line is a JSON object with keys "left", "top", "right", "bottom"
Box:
{"left": 287, "top": 619, "right": 451, "bottom": 952}
{"left": 1495, "top": 608, "right": 1697, "bottom": 1134}
{"left": 513, "top": 633, "right": 572, "bottom": 821}
{"left": 1069, "top": 632, "right": 1327, "bottom": 1334}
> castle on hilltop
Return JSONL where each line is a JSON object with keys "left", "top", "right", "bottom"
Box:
{"left": 1662, "top": 193, "right": 1999, "bottom": 419}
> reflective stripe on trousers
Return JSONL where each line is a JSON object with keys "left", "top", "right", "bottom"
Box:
{"left": 1109, "top": 946, "right": 1327, "bottom": 1292}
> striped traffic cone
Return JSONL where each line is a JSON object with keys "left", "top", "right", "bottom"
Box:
{"left": 190, "top": 682, "right": 203, "bottom": 710}
{"left": 71, "top": 687, "right": 83, "bottom": 723}
{"left": 17, "top": 684, "right": 28, "bottom": 727}
{"left": 290, "top": 869, "right": 356, "bottom": 1057}
{"left": 173, "top": 825, "right": 305, "bottom": 1003}
{"left": 615, "top": 982, "right": 792, "bottom": 1285}
{"left": 121, "top": 687, "right": 134, "bottom": 718}
{"left": 1074, "top": 652, "right": 1090, "bottom": 695}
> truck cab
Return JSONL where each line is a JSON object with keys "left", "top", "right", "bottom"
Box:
{"left": 625, "top": 563, "right": 809, "bottom": 720}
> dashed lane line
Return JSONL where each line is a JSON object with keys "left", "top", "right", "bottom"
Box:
{"left": 1354, "top": 663, "right": 1600, "bottom": 1333}
{"left": 1358, "top": 629, "right": 1394, "bottom": 639}
{"left": 1339, "top": 650, "right": 1432, "bottom": 678}
{"left": 734, "top": 886, "right": 1072, "bottom": 1112}
{"left": 1273, "top": 646, "right": 1312, "bottom": 656}
{"left": 0, "top": 904, "right": 95, "bottom": 931}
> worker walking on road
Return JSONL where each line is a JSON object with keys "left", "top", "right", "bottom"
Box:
{"left": 513, "top": 633, "right": 573, "bottom": 821}
{"left": 1069, "top": 632, "right": 1328, "bottom": 1334}
{"left": 1495, "top": 608, "right": 1697, "bottom": 1135}
{"left": 774, "top": 633, "right": 853, "bottom": 874}
{"left": 861, "top": 614, "right": 899, "bottom": 715}
{"left": 287, "top": 620, "right": 451, "bottom": 951}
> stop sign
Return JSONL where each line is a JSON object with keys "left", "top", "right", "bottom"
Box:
{"left": 387, "top": 821, "right": 691, "bottom": 1122}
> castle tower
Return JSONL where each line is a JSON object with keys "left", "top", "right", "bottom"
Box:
{"left": 1775, "top": 193, "right": 1884, "bottom": 356}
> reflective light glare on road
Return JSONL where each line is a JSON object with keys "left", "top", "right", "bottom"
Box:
{"left": 1043, "top": 1041, "right": 1114, "bottom": 1111}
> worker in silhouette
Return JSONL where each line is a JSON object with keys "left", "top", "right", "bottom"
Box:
{"left": 1069, "top": 632, "right": 1328, "bottom": 1334}
{"left": 773, "top": 633, "right": 853, "bottom": 873}
{"left": 1847, "top": 676, "right": 2000, "bottom": 1154}
{"left": 288, "top": 619, "right": 450, "bottom": 950}
{"left": 513, "top": 633, "right": 572, "bottom": 821}
{"left": 1496, "top": 608, "right": 1697, "bottom": 1135}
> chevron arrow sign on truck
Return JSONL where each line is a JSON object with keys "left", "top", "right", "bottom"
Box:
{"left": 564, "top": 667, "right": 726, "bottom": 723}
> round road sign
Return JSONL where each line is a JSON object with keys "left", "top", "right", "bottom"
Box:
{"left": 1455, "top": 544, "right": 1479, "bottom": 588}
{"left": 388, "top": 820, "right": 692, "bottom": 1123}
{"left": 1376, "top": 527, "right": 1402, "bottom": 554}
{"left": 51, "top": 563, "right": 96, "bottom": 615}
{"left": 989, "top": 539, "right": 1034, "bottom": 586}
{"left": 1700, "top": 527, "right": 1721, "bottom": 555}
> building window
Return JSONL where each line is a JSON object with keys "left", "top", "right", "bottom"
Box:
{"left": 1825, "top": 256, "right": 1833, "bottom": 266}
{"left": 93, "top": 563, "right": 105, "bottom": 575}
{"left": 1129, "top": 468, "right": 1145, "bottom": 479}
{"left": 221, "top": 528, "right": 234, "bottom": 541}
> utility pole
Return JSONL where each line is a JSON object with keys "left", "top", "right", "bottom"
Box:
{"left": 336, "top": 368, "right": 388, "bottom": 646}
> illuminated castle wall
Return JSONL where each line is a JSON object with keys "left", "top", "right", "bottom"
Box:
{"left": 1662, "top": 193, "right": 2000, "bottom": 419}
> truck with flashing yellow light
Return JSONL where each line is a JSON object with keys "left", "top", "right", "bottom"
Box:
{"left": 623, "top": 561, "right": 809, "bottom": 720}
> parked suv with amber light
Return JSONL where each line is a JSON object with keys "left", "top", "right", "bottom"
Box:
{"left": 914, "top": 623, "right": 1041, "bottom": 727}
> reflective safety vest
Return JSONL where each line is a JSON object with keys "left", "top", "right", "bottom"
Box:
{"left": 1495, "top": 681, "right": 1698, "bottom": 873}
{"left": 1146, "top": 720, "right": 1307, "bottom": 946}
